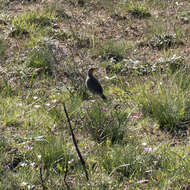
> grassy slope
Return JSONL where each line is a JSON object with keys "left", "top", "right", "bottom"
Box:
{"left": 0, "top": 0, "right": 190, "bottom": 189}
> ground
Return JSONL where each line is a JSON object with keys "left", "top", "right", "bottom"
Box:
{"left": 0, "top": 0, "right": 190, "bottom": 189}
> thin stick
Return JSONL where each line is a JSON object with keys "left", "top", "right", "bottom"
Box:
{"left": 63, "top": 103, "right": 89, "bottom": 181}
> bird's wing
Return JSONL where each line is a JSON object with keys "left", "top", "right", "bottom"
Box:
{"left": 87, "top": 77, "right": 103, "bottom": 94}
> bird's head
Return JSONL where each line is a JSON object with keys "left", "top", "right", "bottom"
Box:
{"left": 88, "top": 67, "right": 97, "bottom": 75}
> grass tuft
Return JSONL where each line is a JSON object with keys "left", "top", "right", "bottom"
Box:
{"left": 83, "top": 103, "right": 129, "bottom": 144}
{"left": 125, "top": 1, "right": 151, "bottom": 18}
{"left": 10, "top": 9, "right": 55, "bottom": 41}
{"left": 33, "top": 136, "right": 71, "bottom": 171}
{"left": 136, "top": 72, "right": 190, "bottom": 134}
{"left": 27, "top": 45, "right": 54, "bottom": 73}
{"left": 94, "top": 40, "right": 126, "bottom": 61}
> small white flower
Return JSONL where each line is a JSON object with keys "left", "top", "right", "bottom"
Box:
{"left": 110, "top": 57, "right": 116, "bottom": 63}
{"left": 27, "top": 184, "right": 35, "bottom": 189}
{"left": 20, "top": 162, "right": 28, "bottom": 167}
{"left": 34, "top": 105, "right": 40, "bottom": 108}
{"left": 158, "top": 57, "right": 165, "bottom": 62}
{"left": 122, "top": 59, "right": 128, "bottom": 62}
{"left": 105, "top": 75, "right": 117, "bottom": 80}
{"left": 134, "top": 60, "right": 140, "bottom": 64}
{"left": 37, "top": 154, "right": 42, "bottom": 159}
{"left": 30, "top": 162, "right": 35, "bottom": 167}
{"left": 55, "top": 41, "right": 59, "bottom": 49}
{"left": 18, "top": 103, "right": 23, "bottom": 106}
{"left": 52, "top": 124, "right": 56, "bottom": 129}
{"left": 21, "top": 182, "right": 27, "bottom": 186}
{"left": 142, "top": 142, "right": 147, "bottom": 146}
{"left": 144, "top": 147, "right": 153, "bottom": 152}
{"left": 33, "top": 96, "right": 38, "bottom": 100}
{"left": 153, "top": 160, "right": 158, "bottom": 165}
{"left": 68, "top": 159, "right": 74, "bottom": 165}
{"left": 46, "top": 103, "right": 50, "bottom": 106}
{"left": 52, "top": 99, "right": 57, "bottom": 103}
{"left": 24, "top": 145, "right": 33, "bottom": 150}
{"left": 171, "top": 54, "right": 177, "bottom": 60}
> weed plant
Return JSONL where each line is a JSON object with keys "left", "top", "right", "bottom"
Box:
{"left": 95, "top": 40, "right": 126, "bottom": 61}
{"left": 83, "top": 102, "right": 130, "bottom": 144}
{"left": 125, "top": 1, "right": 151, "bottom": 18}
{"left": 11, "top": 9, "right": 55, "bottom": 43}
{"left": 136, "top": 71, "right": 190, "bottom": 133}
{"left": 27, "top": 45, "right": 53, "bottom": 73}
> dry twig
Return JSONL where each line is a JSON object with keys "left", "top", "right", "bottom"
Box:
{"left": 63, "top": 103, "right": 89, "bottom": 181}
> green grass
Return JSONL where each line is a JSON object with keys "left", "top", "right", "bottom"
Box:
{"left": 136, "top": 71, "right": 190, "bottom": 133}
{"left": 125, "top": 1, "right": 151, "bottom": 18}
{"left": 82, "top": 102, "right": 130, "bottom": 144}
{"left": 0, "top": 0, "right": 190, "bottom": 189}
{"left": 10, "top": 8, "right": 56, "bottom": 46}
{"left": 94, "top": 40, "right": 127, "bottom": 61}
{"left": 101, "top": 143, "right": 190, "bottom": 185}
{"left": 27, "top": 45, "right": 54, "bottom": 73}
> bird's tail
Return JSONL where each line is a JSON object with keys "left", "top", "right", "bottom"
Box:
{"left": 101, "top": 94, "right": 107, "bottom": 101}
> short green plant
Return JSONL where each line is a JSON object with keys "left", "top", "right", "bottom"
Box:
{"left": 27, "top": 45, "right": 53, "bottom": 73}
{"left": 125, "top": 1, "right": 151, "bottom": 18}
{"left": 11, "top": 9, "right": 55, "bottom": 40}
{"left": 95, "top": 40, "right": 126, "bottom": 61}
{"left": 101, "top": 144, "right": 190, "bottom": 188}
{"left": 175, "top": 68, "right": 190, "bottom": 91}
{"left": 83, "top": 103, "right": 129, "bottom": 144}
{"left": 136, "top": 73, "right": 190, "bottom": 133}
{"left": 0, "top": 96, "right": 23, "bottom": 127}
{"left": 33, "top": 136, "right": 71, "bottom": 171}
{"left": 101, "top": 144, "right": 156, "bottom": 180}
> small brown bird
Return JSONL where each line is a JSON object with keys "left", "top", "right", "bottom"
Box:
{"left": 86, "top": 68, "right": 107, "bottom": 100}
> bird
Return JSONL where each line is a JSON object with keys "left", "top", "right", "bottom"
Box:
{"left": 86, "top": 68, "right": 107, "bottom": 100}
